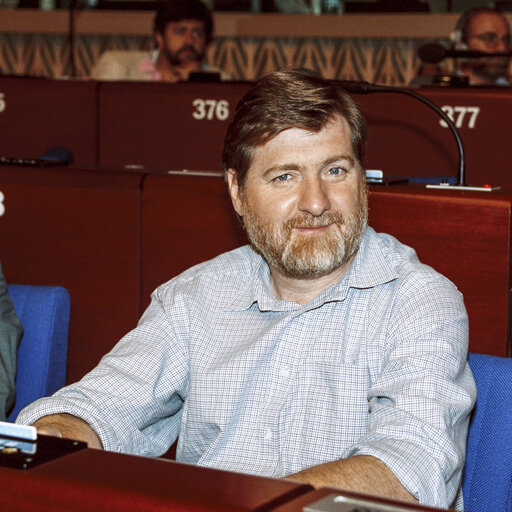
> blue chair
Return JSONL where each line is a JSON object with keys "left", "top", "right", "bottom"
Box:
{"left": 6, "top": 284, "right": 70, "bottom": 422}
{"left": 462, "top": 352, "right": 512, "bottom": 512}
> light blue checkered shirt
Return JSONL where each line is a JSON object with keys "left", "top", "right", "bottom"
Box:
{"left": 18, "top": 227, "right": 475, "bottom": 509}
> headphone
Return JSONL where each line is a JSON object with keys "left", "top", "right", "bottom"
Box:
{"left": 450, "top": 9, "right": 476, "bottom": 49}
{"left": 451, "top": 7, "right": 506, "bottom": 49}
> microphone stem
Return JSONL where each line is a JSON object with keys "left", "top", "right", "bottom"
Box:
{"left": 372, "top": 86, "right": 465, "bottom": 186}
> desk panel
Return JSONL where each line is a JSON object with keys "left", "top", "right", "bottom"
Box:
{"left": 421, "top": 88, "right": 511, "bottom": 189}
{"left": 141, "top": 171, "right": 247, "bottom": 306}
{"left": 0, "top": 77, "right": 98, "bottom": 166}
{"left": 98, "top": 81, "right": 251, "bottom": 172}
{"left": 352, "top": 87, "right": 512, "bottom": 189}
{"left": 142, "top": 173, "right": 512, "bottom": 356}
{"left": 0, "top": 165, "right": 144, "bottom": 383}
{"left": 0, "top": 446, "right": 448, "bottom": 512}
{"left": 0, "top": 448, "right": 311, "bottom": 512}
{"left": 368, "top": 186, "right": 512, "bottom": 357}
{"left": 98, "top": 81, "right": 512, "bottom": 190}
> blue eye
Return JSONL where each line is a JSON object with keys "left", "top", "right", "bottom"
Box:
{"left": 275, "top": 174, "right": 290, "bottom": 182}
{"left": 329, "top": 167, "right": 345, "bottom": 176}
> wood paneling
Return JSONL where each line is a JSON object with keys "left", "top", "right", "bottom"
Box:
{"left": 0, "top": 166, "right": 144, "bottom": 382}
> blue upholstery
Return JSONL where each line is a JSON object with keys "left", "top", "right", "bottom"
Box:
{"left": 6, "top": 284, "right": 70, "bottom": 422}
{"left": 463, "top": 353, "right": 512, "bottom": 512}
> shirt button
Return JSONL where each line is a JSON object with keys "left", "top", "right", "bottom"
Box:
{"left": 264, "top": 428, "right": 273, "bottom": 440}
{"left": 280, "top": 365, "right": 291, "bottom": 378}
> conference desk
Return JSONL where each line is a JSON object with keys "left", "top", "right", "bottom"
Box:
{"left": 96, "top": 80, "right": 512, "bottom": 190}
{"left": 0, "top": 164, "right": 145, "bottom": 383}
{"left": 97, "top": 81, "right": 250, "bottom": 172}
{"left": 142, "top": 172, "right": 512, "bottom": 358}
{"left": 0, "top": 442, "right": 447, "bottom": 512}
{"left": 354, "top": 86, "right": 512, "bottom": 188}
{"left": 0, "top": 165, "right": 511, "bottom": 387}
{"left": 2, "top": 76, "right": 512, "bottom": 189}
{"left": 0, "top": 77, "right": 98, "bottom": 167}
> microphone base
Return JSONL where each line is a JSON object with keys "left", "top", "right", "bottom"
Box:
{"left": 426, "top": 184, "right": 501, "bottom": 192}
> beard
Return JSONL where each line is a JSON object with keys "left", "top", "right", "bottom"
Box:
{"left": 163, "top": 45, "right": 204, "bottom": 67}
{"left": 241, "top": 186, "right": 368, "bottom": 280}
{"left": 468, "top": 57, "right": 509, "bottom": 81}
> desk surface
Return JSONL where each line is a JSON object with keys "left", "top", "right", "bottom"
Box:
{"left": 0, "top": 445, "right": 447, "bottom": 512}
{"left": 97, "top": 81, "right": 250, "bottom": 172}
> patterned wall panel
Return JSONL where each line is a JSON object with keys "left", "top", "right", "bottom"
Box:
{"left": 0, "top": 33, "right": 438, "bottom": 85}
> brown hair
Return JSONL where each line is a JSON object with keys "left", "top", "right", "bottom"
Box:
{"left": 154, "top": 0, "right": 213, "bottom": 45}
{"left": 222, "top": 68, "right": 367, "bottom": 189}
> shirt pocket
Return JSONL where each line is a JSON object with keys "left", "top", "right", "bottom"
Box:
{"left": 283, "top": 360, "right": 371, "bottom": 470}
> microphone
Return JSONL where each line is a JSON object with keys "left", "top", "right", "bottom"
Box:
{"left": 418, "top": 43, "right": 512, "bottom": 64}
{"left": 336, "top": 80, "right": 466, "bottom": 186}
{"left": 39, "top": 146, "right": 74, "bottom": 165}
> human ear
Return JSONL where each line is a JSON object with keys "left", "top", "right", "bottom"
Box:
{"left": 227, "top": 168, "right": 244, "bottom": 217}
{"left": 155, "top": 32, "right": 164, "bottom": 51}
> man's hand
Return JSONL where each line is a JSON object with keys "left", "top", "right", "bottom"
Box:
{"left": 285, "top": 455, "right": 417, "bottom": 504}
{"left": 33, "top": 413, "right": 103, "bottom": 449}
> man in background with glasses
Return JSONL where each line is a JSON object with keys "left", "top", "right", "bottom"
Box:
{"left": 452, "top": 7, "right": 511, "bottom": 86}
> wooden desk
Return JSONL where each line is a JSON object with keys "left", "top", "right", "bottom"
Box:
{"left": 97, "top": 81, "right": 250, "bottom": 172}
{"left": 1, "top": 76, "right": 510, "bottom": 189}
{"left": 0, "top": 165, "right": 144, "bottom": 383}
{"left": 0, "top": 444, "right": 446, "bottom": 512}
{"left": 140, "top": 171, "right": 246, "bottom": 304}
{"left": 273, "top": 488, "right": 447, "bottom": 512}
{"left": 368, "top": 185, "right": 512, "bottom": 357}
{"left": 0, "top": 77, "right": 98, "bottom": 167}
{"left": 96, "top": 80, "right": 512, "bottom": 190}
{"left": 141, "top": 173, "right": 512, "bottom": 356}
{"left": 0, "top": 447, "right": 311, "bottom": 512}
{"left": 352, "top": 87, "right": 512, "bottom": 189}
{"left": 1, "top": 167, "right": 510, "bottom": 390}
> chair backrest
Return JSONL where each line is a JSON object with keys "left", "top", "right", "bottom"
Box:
{"left": 463, "top": 352, "right": 512, "bottom": 512}
{"left": 6, "top": 284, "right": 70, "bottom": 422}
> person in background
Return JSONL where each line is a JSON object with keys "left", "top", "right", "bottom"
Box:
{"left": 452, "top": 7, "right": 511, "bottom": 85}
{"left": 18, "top": 69, "right": 475, "bottom": 510}
{"left": 91, "top": 0, "right": 229, "bottom": 83}
{"left": 0, "top": 262, "right": 22, "bottom": 421}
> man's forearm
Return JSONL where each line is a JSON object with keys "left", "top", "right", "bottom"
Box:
{"left": 33, "top": 413, "right": 103, "bottom": 449}
{"left": 285, "top": 455, "right": 417, "bottom": 503}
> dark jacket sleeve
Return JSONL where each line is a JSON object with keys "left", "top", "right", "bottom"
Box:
{"left": 0, "top": 263, "right": 23, "bottom": 420}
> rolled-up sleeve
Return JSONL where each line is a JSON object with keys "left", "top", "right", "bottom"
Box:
{"left": 347, "top": 274, "right": 476, "bottom": 509}
{"left": 17, "top": 284, "right": 190, "bottom": 457}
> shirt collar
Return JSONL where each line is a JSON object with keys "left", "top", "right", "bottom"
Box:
{"left": 227, "top": 227, "right": 398, "bottom": 313}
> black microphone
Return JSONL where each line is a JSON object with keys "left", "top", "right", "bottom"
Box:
{"left": 418, "top": 43, "right": 512, "bottom": 64}
{"left": 39, "top": 146, "right": 74, "bottom": 165}
{"left": 336, "top": 80, "right": 466, "bottom": 186}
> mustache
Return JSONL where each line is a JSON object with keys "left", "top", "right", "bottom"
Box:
{"left": 178, "top": 45, "right": 201, "bottom": 58}
{"left": 284, "top": 212, "right": 345, "bottom": 230}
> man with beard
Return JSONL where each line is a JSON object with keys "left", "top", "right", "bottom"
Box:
{"left": 91, "top": 0, "right": 229, "bottom": 82}
{"left": 17, "top": 70, "right": 475, "bottom": 510}
{"left": 453, "top": 7, "right": 511, "bottom": 86}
